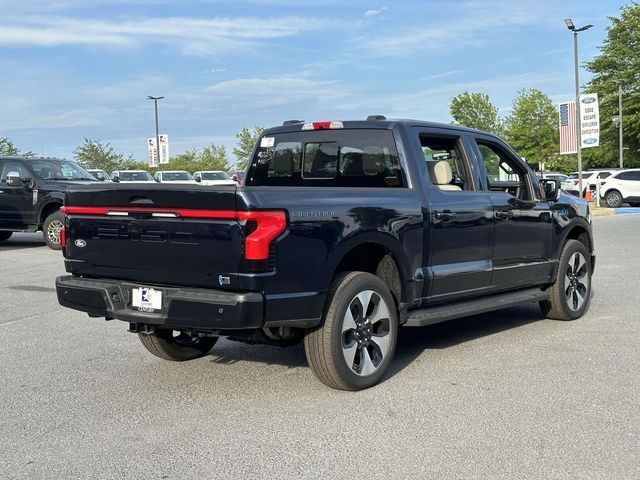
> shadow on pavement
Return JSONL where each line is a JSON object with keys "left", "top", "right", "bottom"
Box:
{"left": 387, "top": 304, "right": 546, "bottom": 379}
{"left": 201, "top": 303, "right": 546, "bottom": 379}
{"left": 0, "top": 233, "right": 46, "bottom": 251}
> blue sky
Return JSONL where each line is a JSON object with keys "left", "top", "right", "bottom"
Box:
{"left": 0, "top": 0, "right": 626, "bottom": 164}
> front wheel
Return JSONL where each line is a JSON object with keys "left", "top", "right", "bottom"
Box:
{"left": 540, "top": 239, "right": 592, "bottom": 321}
{"left": 138, "top": 328, "right": 218, "bottom": 361}
{"left": 0, "top": 231, "right": 12, "bottom": 241}
{"left": 304, "top": 272, "right": 397, "bottom": 390}
{"left": 605, "top": 190, "right": 623, "bottom": 208}
{"left": 43, "top": 210, "right": 64, "bottom": 250}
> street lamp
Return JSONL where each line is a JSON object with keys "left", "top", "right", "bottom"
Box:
{"left": 565, "top": 19, "right": 593, "bottom": 197}
{"left": 614, "top": 79, "right": 624, "bottom": 169}
{"left": 147, "top": 95, "right": 164, "bottom": 170}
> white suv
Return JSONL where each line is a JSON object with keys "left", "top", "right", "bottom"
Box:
{"left": 563, "top": 170, "right": 617, "bottom": 196}
{"left": 600, "top": 169, "right": 640, "bottom": 207}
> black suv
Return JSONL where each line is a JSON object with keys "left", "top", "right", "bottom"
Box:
{"left": 55, "top": 118, "right": 595, "bottom": 390}
{"left": 0, "top": 157, "right": 97, "bottom": 249}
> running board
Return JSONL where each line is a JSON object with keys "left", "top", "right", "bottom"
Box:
{"left": 403, "top": 288, "right": 549, "bottom": 327}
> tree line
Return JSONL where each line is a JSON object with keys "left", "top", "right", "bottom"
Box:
{"left": 71, "top": 126, "right": 264, "bottom": 173}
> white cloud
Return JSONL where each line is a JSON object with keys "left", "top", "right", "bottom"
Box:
{"left": 205, "top": 76, "right": 350, "bottom": 107}
{"left": 364, "top": 7, "right": 387, "bottom": 18}
{"left": 0, "top": 15, "right": 337, "bottom": 55}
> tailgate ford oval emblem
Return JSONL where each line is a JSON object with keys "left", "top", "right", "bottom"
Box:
{"left": 74, "top": 239, "right": 87, "bottom": 248}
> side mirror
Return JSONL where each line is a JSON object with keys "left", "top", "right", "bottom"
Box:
{"left": 195, "top": 175, "right": 201, "bottom": 183}
{"left": 6, "top": 172, "right": 21, "bottom": 187}
{"left": 540, "top": 179, "right": 560, "bottom": 201}
{"left": 112, "top": 175, "right": 120, "bottom": 183}
{"left": 96, "top": 173, "right": 105, "bottom": 181}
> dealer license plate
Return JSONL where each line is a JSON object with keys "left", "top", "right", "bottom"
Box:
{"left": 132, "top": 287, "right": 163, "bottom": 312}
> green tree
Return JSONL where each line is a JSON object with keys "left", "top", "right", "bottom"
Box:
{"left": 164, "top": 143, "right": 229, "bottom": 172}
{"left": 0, "top": 137, "right": 33, "bottom": 156}
{"left": 584, "top": 4, "right": 640, "bottom": 168}
{"left": 449, "top": 92, "right": 503, "bottom": 135}
{"left": 233, "top": 126, "right": 264, "bottom": 170}
{"left": 73, "top": 138, "right": 134, "bottom": 172}
{"left": 200, "top": 143, "right": 230, "bottom": 171}
{"left": 504, "top": 89, "right": 560, "bottom": 170}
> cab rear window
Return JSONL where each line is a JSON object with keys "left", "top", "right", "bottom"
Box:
{"left": 246, "top": 129, "right": 404, "bottom": 187}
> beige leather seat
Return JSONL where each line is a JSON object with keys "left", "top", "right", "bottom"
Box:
{"left": 427, "top": 161, "right": 461, "bottom": 191}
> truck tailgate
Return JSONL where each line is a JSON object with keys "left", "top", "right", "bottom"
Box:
{"left": 62, "top": 184, "right": 244, "bottom": 289}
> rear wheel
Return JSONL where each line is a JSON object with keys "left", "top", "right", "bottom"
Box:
{"left": 0, "top": 231, "right": 12, "bottom": 241}
{"left": 43, "top": 210, "right": 64, "bottom": 250}
{"left": 138, "top": 328, "right": 218, "bottom": 361}
{"left": 304, "top": 272, "right": 397, "bottom": 390}
{"left": 540, "top": 239, "right": 591, "bottom": 321}
{"left": 605, "top": 190, "right": 623, "bottom": 208}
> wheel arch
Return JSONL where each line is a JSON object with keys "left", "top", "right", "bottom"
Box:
{"left": 39, "top": 201, "right": 63, "bottom": 228}
{"left": 327, "top": 232, "right": 412, "bottom": 309}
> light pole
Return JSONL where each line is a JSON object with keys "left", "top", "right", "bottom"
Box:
{"left": 614, "top": 79, "right": 624, "bottom": 169}
{"left": 147, "top": 95, "right": 164, "bottom": 171}
{"left": 565, "top": 19, "right": 593, "bottom": 197}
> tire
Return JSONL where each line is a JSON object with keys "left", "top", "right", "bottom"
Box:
{"left": 540, "top": 239, "right": 592, "bottom": 321}
{"left": 43, "top": 210, "right": 64, "bottom": 250}
{"left": 304, "top": 272, "right": 398, "bottom": 391}
{"left": 138, "top": 328, "right": 218, "bottom": 361}
{"left": 605, "top": 190, "right": 623, "bottom": 208}
{"left": 0, "top": 231, "right": 12, "bottom": 241}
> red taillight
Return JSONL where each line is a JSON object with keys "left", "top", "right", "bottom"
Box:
{"left": 237, "top": 211, "right": 287, "bottom": 260}
{"left": 60, "top": 227, "right": 66, "bottom": 248}
{"left": 61, "top": 206, "right": 286, "bottom": 261}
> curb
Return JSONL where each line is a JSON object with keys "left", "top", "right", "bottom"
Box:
{"left": 590, "top": 206, "right": 640, "bottom": 216}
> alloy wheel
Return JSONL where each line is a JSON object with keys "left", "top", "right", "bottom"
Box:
{"left": 341, "top": 290, "right": 392, "bottom": 376}
{"left": 564, "top": 252, "right": 589, "bottom": 311}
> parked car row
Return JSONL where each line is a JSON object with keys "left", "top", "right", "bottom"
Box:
{"left": 89, "top": 169, "right": 244, "bottom": 186}
{"left": 560, "top": 168, "right": 640, "bottom": 207}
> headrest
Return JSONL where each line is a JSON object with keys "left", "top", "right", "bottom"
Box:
{"left": 427, "top": 161, "right": 453, "bottom": 185}
{"left": 342, "top": 152, "right": 364, "bottom": 175}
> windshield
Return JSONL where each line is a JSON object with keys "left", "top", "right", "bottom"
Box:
{"left": 163, "top": 172, "right": 193, "bottom": 181}
{"left": 120, "top": 171, "right": 154, "bottom": 181}
{"left": 202, "top": 172, "right": 229, "bottom": 180}
{"left": 31, "top": 160, "right": 96, "bottom": 181}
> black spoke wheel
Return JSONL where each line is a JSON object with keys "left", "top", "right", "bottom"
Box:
{"left": 540, "top": 239, "right": 592, "bottom": 321}
{"left": 138, "top": 328, "right": 218, "bottom": 361}
{"left": 304, "top": 272, "right": 397, "bottom": 390}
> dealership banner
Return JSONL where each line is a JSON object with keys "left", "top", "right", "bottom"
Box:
{"left": 579, "top": 93, "right": 600, "bottom": 149}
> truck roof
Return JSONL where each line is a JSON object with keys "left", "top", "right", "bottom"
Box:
{"left": 264, "top": 118, "right": 497, "bottom": 137}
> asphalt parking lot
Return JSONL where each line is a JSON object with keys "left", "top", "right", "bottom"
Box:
{"left": 1, "top": 215, "right": 638, "bottom": 479}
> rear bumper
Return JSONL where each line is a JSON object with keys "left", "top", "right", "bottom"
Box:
{"left": 56, "top": 275, "right": 264, "bottom": 331}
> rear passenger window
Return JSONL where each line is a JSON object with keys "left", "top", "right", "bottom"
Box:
{"left": 247, "top": 129, "right": 404, "bottom": 187}
{"left": 419, "top": 134, "right": 474, "bottom": 191}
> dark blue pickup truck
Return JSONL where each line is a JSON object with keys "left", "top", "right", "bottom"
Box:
{"left": 56, "top": 117, "right": 595, "bottom": 390}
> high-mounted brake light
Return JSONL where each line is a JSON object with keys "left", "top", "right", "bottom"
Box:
{"left": 301, "top": 121, "right": 343, "bottom": 130}
{"left": 60, "top": 206, "right": 287, "bottom": 261}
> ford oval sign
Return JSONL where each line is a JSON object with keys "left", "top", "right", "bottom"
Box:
{"left": 581, "top": 96, "right": 596, "bottom": 104}
{"left": 74, "top": 239, "right": 87, "bottom": 248}
{"left": 583, "top": 138, "right": 597, "bottom": 145}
